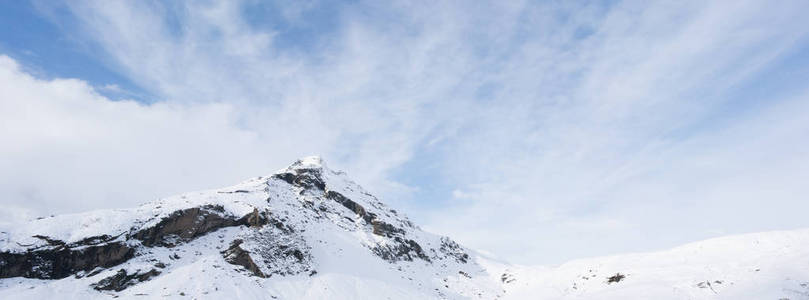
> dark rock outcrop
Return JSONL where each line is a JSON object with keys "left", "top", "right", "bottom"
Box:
{"left": 222, "top": 239, "right": 266, "bottom": 277}
{"left": 325, "top": 191, "right": 404, "bottom": 237}
{"left": 438, "top": 237, "right": 470, "bottom": 263}
{"left": 132, "top": 205, "right": 245, "bottom": 247}
{"left": 92, "top": 268, "right": 161, "bottom": 291}
{"left": 372, "top": 236, "right": 430, "bottom": 263}
{"left": 274, "top": 168, "right": 326, "bottom": 191}
{"left": 501, "top": 272, "right": 516, "bottom": 283}
{"left": 326, "top": 191, "right": 371, "bottom": 222}
{"left": 371, "top": 220, "right": 405, "bottom": 237}
{"left": 607, "top": 273, "right": 626, "bottom": 284}
{"left": 244, "top": 208, "right": 269, "bottom": 228}
{"left": 0, "top": 240, "right": 134, "bottom": 279}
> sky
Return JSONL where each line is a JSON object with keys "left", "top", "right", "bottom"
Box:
{"left": 1, "top": 0, "right": 809, "bottom": 265}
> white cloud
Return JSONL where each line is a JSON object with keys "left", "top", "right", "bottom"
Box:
{"left": 0, "top": 56, "right": 280, "bottom": 223}
{"left": 4, "top": 0, "right": 809, "bottom": 264}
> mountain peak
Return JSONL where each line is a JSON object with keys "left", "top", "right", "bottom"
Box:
{"left": 294, "top": 155, "right": 326, "bottom": 167}
{"left": 280, "top": 155, "right": 328, "bottom": 172}
{"left": 0, "top": 157, "right": 485, "bottom": 299}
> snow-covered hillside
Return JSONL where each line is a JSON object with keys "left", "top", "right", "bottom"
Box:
{"left": 1, "top": 157, "right": 807, "bottom": 299}
{"left": 490, "top": 228, "right": 809, "bottom": 299}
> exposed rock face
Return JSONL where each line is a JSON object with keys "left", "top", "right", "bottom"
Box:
{"left": 325, "top": 190, "right": 404, "bottom": 237}
{"left": 132, "top": 205, "right": 246, "bottom": 247}
{"left": 222, "top": 239, "right": 265, "bottom": 277}
{"left": 372, "top": 237, "right": 431, "bottom": 263}
{"left": 222, "top": 213, "right": 313, "bottom": 278}
{"left": 326, "top": 191, "right": 371, "bottom": 222}
{"left": 437, "top": 237, "right": 470, "bottom": 263}
{"left": 91, "top": 269, "right": 162, "bottom": 291}
{"left": 371, "top": 220, "right": 405, "bottom": 237}
{"left": 0, "top": 205, "right": 255, "bottom": 281}
{"left": 0, "top": 239, "right": 134, "bottom": 279}
{"left": 245, "top": 208, "right": 268, "bottom": 228}
{"left": 274, "top": 167, "right": 326, "bottom": 191}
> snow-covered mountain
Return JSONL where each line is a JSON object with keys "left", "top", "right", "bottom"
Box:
{"left": 1, "top": 157, "right": 808, "bottom": 299}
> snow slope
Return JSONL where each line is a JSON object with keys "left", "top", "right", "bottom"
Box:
{"left": 489, "top": 228, "right": 809, "bottom": 299}
{"left": 1, "top": 157, "right": 808, "bottom": 299}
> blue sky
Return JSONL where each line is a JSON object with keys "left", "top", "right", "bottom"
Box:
{"left": 0, "top": 1, "right": 146, "bottom": 100}
{"left": 2, "top": 0, "right": 809, "bottom": 264}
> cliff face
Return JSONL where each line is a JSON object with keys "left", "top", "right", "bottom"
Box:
{"left": 0, "top": 237, "right": 134, "bottom": 279}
